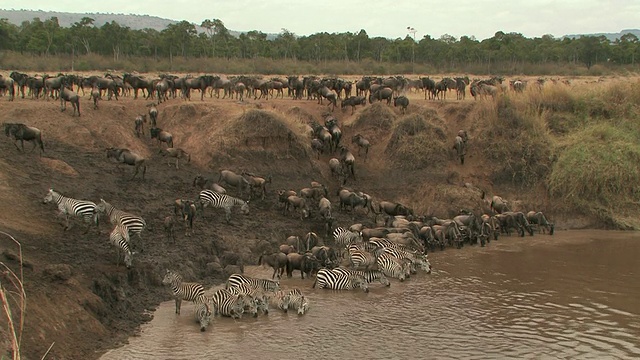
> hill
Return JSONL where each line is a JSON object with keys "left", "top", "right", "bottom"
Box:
{"left": 1, "top": 73, "right": 639, "bottom": 359}
{"left": 564, "top": 29, "right": 640, "bottom": 41}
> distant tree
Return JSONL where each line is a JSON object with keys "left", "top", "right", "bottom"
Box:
{"left": 70, "top": 17, "right": 95, "bottom": 54}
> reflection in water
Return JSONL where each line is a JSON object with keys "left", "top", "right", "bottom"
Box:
{"left": 102, "top": 231, "right": 640, "bottom": 360}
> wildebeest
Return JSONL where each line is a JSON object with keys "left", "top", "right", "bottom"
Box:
{"left": 150, "top": 127, "right": 173, "bottom": 148}
{"left": 0, "top": 76, "right": 16, "bottom": 101}
{"left": 526, "top": 211, "right": 554, "bottom": 235}
{"left": 351, "top": 134, "right": 370, "bottom": 161}
{"left": 340, "top": 146, "right": 356, "bottom": 181}
{"left": 369, "top": 87, "right": 393, "bottom": 105}
{"left": 311, "top": 138, "right": 324, "bottom": 159}
{"left": 60, "top": 85, "right": 81, "bottom": 116}
{"left": 317, "top": 86, "right": 337, "bottom": 111}
{"left": 453, "top": 135, "right": 466, "bottom": 165}
{"left": 218, "top": 170, "right": 250, "bottom": 196}
{"left": 242, "top": 172, "right": 272, "bottom": 200}
{"left": 490, "top": 196, "right": 510, "bottom": 214}
{"left": 90, "top": 86, "right": 100, "bottom": 110}
{"left": 285, "top": 195, "right": 310, "bottom": 219}
{"left": 134, "top": 115, "right": 147, "bottom": 138}
{"left": 106, "top": 147, "right": 147, "bottom": 180}
{"left": 158, "top": 148, "right": 190, "bottom": 169}
{"left": 341, "top": 96, "right": 366, "bottom": 115}
{"left": 393, "top": 96, "right": 409, "bottom": 114}
{"left": 286, "top": 252, "right": 319, "bottom": 279}
{"left": 148, "top": 103, "right": 159, "bottom": 127}
{"left": 258, "top": 252, "right": 288, "bottom": 279}
{"left": 4, "top": 123, "right": 45, "bottom": 155}
{"left": 328, "top": 158, "right": 345, "bottom": 183}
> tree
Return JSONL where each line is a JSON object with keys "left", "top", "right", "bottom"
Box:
{"left": 70, "top": 17, "right": 95, "bottom": 54}
{"left": 201, "top": 18, "right": 226, "bottom": 58}
{"left": 100, "top": 21, "right": 130, "bottom": 61}
{"left": 162, "top": 21, "right": 197, "bottom": 58}
{"left": 0, "top": 18, "right": 18, "bottom": 51}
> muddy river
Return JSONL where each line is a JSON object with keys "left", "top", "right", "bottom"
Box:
{"left": 101, "top": 230, "right": 640, "bottom": 359}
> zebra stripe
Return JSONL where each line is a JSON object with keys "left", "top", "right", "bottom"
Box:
{"left": 333, "top": 227, "right": 362, "bottom": 258}
{"left": 97, "top": 199, "right": 146, "bottom": 246}
{"left": 161, "top": 270, "right": 207, "bottom": 315}
{"left": 269, "top": 290, "right": 291, "bottom": 313}
{"left": 287, "top": 288, "right": 310, "bottom": 315}
{"left": 109, "top": 224, "right": 133, "bottom": 268}
{"left": 312, "top": 268, "right": 369, "bottom": 292}
{"left": 376, "top": 253, "right": 411, "bottom": 282}
{"left": 333, "top": 267, "right": 391, "bottom": 286}
{"left": 43, "top": 188, "right": 98, "bottom": 232}
{"left": 198, "top": 190, "right": 250, "bottom": 223}
{"left": 347, "top": 243, "right": 379, "bottom": 269}
{"left": 211, "top": 288, "right": 245, "bottom": 318}
{"left": 382, "top": 247, "right": 432, "bottom": 274}
{"left": 225, "top": 274, "right": 280, "bottom": 293}
{"left": 194, "top": 299, "right": 213, "bottom": 332}
{"left": 227, "top": 283, "right": 268, "bottom": 316}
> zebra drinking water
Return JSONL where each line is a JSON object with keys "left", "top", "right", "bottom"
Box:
{"left": 42, "top": 188, "right": 98, "bottom": 233}
{"left": 161, "top": 270, "right": 208, "bottom": 315}
{"left": 312, "top": 268, "right": 369, "bottom": 292}
{"left": 109, "top": 224, "right": 134, "bottom": 268}
{"left": 226, "top": 283, "right": 269, "bottom": 316}
{"left": 210, "top": 288, "right": 246, "bottom": 319}
{"left": 287, "top": 288, "right": 310, "bottom": 315}
{"left": 97, "top": 199, "right": 146, "bottom": 250}
{"left": 333, "top": 267, "right": 391, "bottom": 286}
{"left": 198, "top": 190, "right": 249, "bottom": 224}
{"left": 333, "top": 227, "right": 362, "bottom": 258}
{"left": 193, "top": 300, "right": 213, "bottom": 332}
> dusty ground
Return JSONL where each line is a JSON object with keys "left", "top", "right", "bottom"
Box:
{"left": 0, "top": 78, "right": 597, "bottom": 359}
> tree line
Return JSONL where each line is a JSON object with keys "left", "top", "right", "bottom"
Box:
{"left": 0, "top": 16, "right": 639, "bottom": 73}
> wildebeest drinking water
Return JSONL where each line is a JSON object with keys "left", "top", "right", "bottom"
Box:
{"left": 4, "top": 123, "right": 45, "bottom": 155}
{"left": 106, "top": 147, "right": 147, "bottom": 180}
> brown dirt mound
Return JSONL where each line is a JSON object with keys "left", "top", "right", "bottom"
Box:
{"left": 350, "top": 103, "right": 397, "bottom": 130}
{"left": 384, "top": 112, "right": 448, "bottom": 170}
{"left": 286, "top": 106, "right": 317, "bottom": 124}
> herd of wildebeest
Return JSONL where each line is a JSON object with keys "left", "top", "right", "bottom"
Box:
{"left": 1, "top": 69, "right": 556, "bottom": 332}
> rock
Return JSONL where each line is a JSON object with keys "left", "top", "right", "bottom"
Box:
{"left": 42, "top": 264, "right": 73, "bottom": 282}
{"left": 205, "top": 262, "right": 224, "bottom": 277}
{"left": 223, "top": 265, "right": 243, "bottom": 276}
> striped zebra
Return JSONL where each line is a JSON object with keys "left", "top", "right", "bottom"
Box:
{"left": 227, "top": 283, "right": 268, "bottom": 316}
{"left": 287, "top": 288, "right": 310, "bottom": 315}
{"left": 211, "top": 288, "right": 246, "bottom": 319}
{"left": 269, "top": 291, "right": 291, "bottom": 313}
{"left": 43, "top": 188, "right": 98, "bottom": 233}
{"left": 198, "top": 189, "right": 250, "bottom": 224}
{"left": 382, "top": 247, "right": 432, "bottom": 274}
{"left": 376, "top": 253, "right": 412, "bottom": 282}
{"left": 333, "top": 227, "right": 362, "bottom": 258}
{"left": 333, "top": 267, "right": 391, "bottom": 286}
{"left": 194, "top": 299, "right": 213, "bottom": 332}
{"left": 225, "top": 274, "right": 280, "bottom": 293}
{"left": 347, "top": 243, "right": 381, "bottom": 269}
{"left": 312, "top": 268, "right": 369, "bottom": 293}
{"left": 97, "top": 199, "right": 146, "bottom": 250}
{"left": 161, "top": 270, "right": 208, "bottom": 315}
{"left": 109, "top": 224, "right": 134, "bottom": 268}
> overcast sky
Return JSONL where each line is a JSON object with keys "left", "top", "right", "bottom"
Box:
{"left": 3, "top": 0, "right": 639, "bottom": 40}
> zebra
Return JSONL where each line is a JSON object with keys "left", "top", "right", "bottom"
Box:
{"left": 333, "top": 227, "right": 362, "bottom": 258}
{"left": 382, "top": 247, "right": 432, "bottom": 274}
{"left": 268, "top": 291, "right": 291, "bottom": 313}
{"left": 97, "top": 199, "right": 146, "bottom": 250}
{"left": 347, "top": 243, "right": 381, "bottom": 269}
{"left": 312, "top": 268, "right": 369, "bottom": 293}
{"left": 287, "top": 288, "right": 310, "bottom": 315}
{"left": 225, "top": 274, "right": 280, "bottom": 293}
{"left": 161, "top": 270, "right": 208, "bottom": 315}
{"left": 376, "top": 253, "right": 412, "bottom": 282}
{"left": 109, "top": 224, "right": 134, "bottom": 268}
{"left": 210, "top": 288, "right": 246, "bottom": 318}
{"left": 198, "top": 189, "right": 250, "bottom": 224}
{"left": 43, "top": 188, "right": 98, "bottom": 233}
{"left": 194, "top": 299, "right": 213, "bottom": 332}
{"left": 333, "top": 267, "right": 391, "bottom": 287}
{"left": 226, "top": 283, "right": 269, "bottom": 316}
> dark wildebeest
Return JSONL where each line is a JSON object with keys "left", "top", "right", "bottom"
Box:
{"left": 135, "top": 115, "right": 147, "bottom": 138}
{"left": 526, "top": 211, "right": 554, "bottom": 235}
{"left": 158, "top": 148, "right": 190, "bottom": 169}
{"left": 317, "top": 86, "right": 337, "bottom": 111}
{"left": 340, "top": 146, "right": 356, "bottom": 181}
{"left": 490, "top": 196, "right": 510, "bottom": 214}
{"left": 453, "top": 135, "right": 466, "bottom": 165}
{"left": 90, "top": 85, "right": 101, "bottom": 110}
{"left": 150, "top": 127, "right": 174, "bottom": 148}
{"left": 341, "top": 96, "right": 367, "bottom": 115}
{"left": 311, "top": 138, "right": 324, "bottom": 159}
{"left": 9, "top": 71, "right": 28, "bottom": 99}
{"left": 351, "top": 134, "right": 370, "bottom": 161}
{"left": 106, "top": 147, "right": 147, "bottom": 180}
{"left": 258, "top": 252, "right": 288, "bottom": 279}
{"left": 3, "top": 123, "right": 45, "bottom": 155}
{"left": 393, "top": 96, "right": 409, "bottom": 114}
{"left": 60, "top": 84, "right": 81, "bottom": 116}
{"left": 421, "top": 77, "right": 436, "bottom": 100}
{"left": 148, "top": 103, "right": 159, "bottom": 127}
{"left": 0, "top": 76, "right": 16, "bottom": 101}
{"left": 369, "top": 87, "right": 394, "bottom": 105}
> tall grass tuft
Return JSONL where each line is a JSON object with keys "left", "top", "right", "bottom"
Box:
{"left": 385, "top": 111, "right": 448, "bottom": 170}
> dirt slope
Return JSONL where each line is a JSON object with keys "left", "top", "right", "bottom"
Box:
{"left": 0, "top": 89, "right": 567, "bottom": 359}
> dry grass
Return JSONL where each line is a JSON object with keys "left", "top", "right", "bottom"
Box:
{"left": 350, "top": 103, "right": 397, "bottom": 131}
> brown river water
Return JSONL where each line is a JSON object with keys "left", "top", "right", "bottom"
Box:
{"left": 101, "top": 230, "right": 640, "bottom": 359}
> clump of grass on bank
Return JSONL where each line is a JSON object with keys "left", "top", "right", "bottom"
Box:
{"left": 384, "top": 112, "right": 448, "bottom": 170}
{"left": 548, "top": 123, "right": 640, "bottom": 227}
{"left": 474, "top": 95, "right": 553, "bottom": 187}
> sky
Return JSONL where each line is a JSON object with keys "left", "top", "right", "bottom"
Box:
{"left": 3, "top": 0, "right": 639, "bottom": 40}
